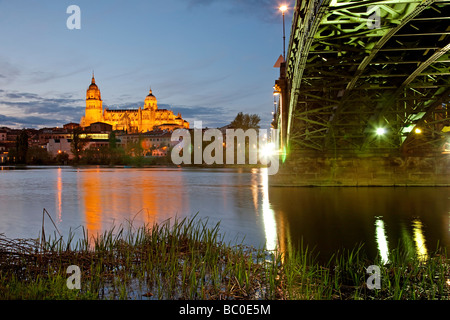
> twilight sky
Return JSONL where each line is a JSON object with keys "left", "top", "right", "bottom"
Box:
{"left": 0, "top": 0, "right": 293, "bottom": 129}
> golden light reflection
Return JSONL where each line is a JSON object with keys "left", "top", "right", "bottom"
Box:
{"left": 56, "top": 167, "right": 62, "bottom": 223}
{"left": 261, "top": 168, "right": 278, "bottom": 251}
{"left": 139, "top": 177, "right": 160, "bottom": 226}
{"left": 375, "top": 217, "right": 389, "bottom": 264}
{"left": 81, "top": 169, "right": 103, "bottom": 236}
{"left": 251, "top": 168, "right": 259, "bottom": 212}
{"left": 412, "top": 219, "right": 428, "bottom": 262}
{"left": 79, "top": 169, "right": 187, "bottom": 240}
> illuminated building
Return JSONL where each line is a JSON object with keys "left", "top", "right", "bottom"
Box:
{"left": 80, "top": 74, "right": 189, "bottom": 132}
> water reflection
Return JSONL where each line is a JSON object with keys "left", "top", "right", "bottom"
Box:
{"left": 56, "top": 167, "right": 62, "bottom": 223}
{"left": 266, "top": 186, "right": 450, "bottom": 262}
{"left": 375, "top": 217, "right": 389, "bottom": 264}
{"left": 374, "top": 216, "right": 430, "bottom": 263}
{"left": 80, "top": 168, "right": 103, "bottom": 236}
{"left": 251, "top": 168, "right": 259, "bottom": 211}
{"left": 0, "top": 167, "right": 449, "bottom": 263}
{"left": 412, "top": 219, "right": 428, "bottom": 261}
{"left": 74, "top": 168, "right": 190, "bottom": 238}
{"left": 261, "top": 168, "right": 278, "bottom": 251}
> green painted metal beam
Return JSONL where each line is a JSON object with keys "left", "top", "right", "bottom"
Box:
{"left": 280, "top": 0, "right": 450, "bottom": 154}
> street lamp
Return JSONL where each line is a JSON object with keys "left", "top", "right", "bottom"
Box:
{"left": 279, "top": 5, "right": 288, "bottom": 60}
{"left": 376, "top": 127, "right": 386, "bottom": 136}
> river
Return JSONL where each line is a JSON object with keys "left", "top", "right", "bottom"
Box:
{"left": 0, "top": 166, "right": 449, "bottom": 262}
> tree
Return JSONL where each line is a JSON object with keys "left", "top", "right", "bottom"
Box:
{"left": 125, "top": 135, "right": 144, "bottom": 157}
{"left": 109, "top": 131, "right": 117, "bottom": 149}
{"left": 55, "top": 151, "right": 69, "bottom": 165}
{"left": 107, "top": 132, "right": 126, "bottom": 165}
{"left": 27, "top": 146, "right": 53, "bottom": 165}
{"left": 230, "top": 112, "right": 261, "bottom": 130}
{"left": 228, "top": 112, "right": 261, "bottom": 164}
{"left": 15, "top": 130, "right": 29, "bottom": 164}
{"left": 70, "top": 127, "right": 88, "bottom": 164}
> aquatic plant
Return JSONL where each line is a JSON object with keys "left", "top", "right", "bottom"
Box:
{"left": 0, "top": 214, "right": 449, "bottom": 300}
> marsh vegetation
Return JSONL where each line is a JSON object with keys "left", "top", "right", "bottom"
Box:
{"left": 0, "top": 215, "right": 449, "bottom": 300}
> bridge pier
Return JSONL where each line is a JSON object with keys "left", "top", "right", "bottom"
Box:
{"left": 269, "top": 151, "right": 450, "bottom": 187}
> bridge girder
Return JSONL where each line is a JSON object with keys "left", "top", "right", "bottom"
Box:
{"left": 281, "top": 0, "right": 450, "bottom": 155}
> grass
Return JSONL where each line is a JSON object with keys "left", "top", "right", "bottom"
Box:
{"left": 0, "top": 214, "right": 449, "bottom": 300}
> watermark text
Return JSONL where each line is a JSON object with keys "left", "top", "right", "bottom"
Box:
{"left": 66, "top": 5, "right": 81, "bottom": 30}
{"left": 171, "top": 121, "right": 280, "bottom": 175}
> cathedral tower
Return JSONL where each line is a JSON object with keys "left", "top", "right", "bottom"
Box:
{"left": 83, "top": 73, "right": 103, "bottom": 126}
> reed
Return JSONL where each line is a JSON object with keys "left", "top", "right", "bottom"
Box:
{"left": 0, "top": 214, "right": 449, "bottom": 300}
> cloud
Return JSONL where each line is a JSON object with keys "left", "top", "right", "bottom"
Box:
{"left": 0, "top": 89, "right": 84, "bottom": 128}
{"left": 0, "top": 89, "right": 258, "bottom": 129}
{"left": 162, "top": 104, "right": 232, "bottom": 128}
{"left": 26, "top": 68, "right": 88, "bottom": 86}
{"left": 4, "top": 92, "right": 40, "bottom": 100}
{"left": 0, "top": 114, "right": 64, "bottom": 128}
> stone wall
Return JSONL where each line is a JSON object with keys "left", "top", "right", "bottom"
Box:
{"left": 269, "top": 152, "right": 450, "bottom": 186}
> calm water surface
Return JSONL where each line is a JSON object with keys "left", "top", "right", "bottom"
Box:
{"left": 0, "top": 166, "right": 449, "bottom": 262}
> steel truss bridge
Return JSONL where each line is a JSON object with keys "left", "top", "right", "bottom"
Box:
{"left": 275, "top": 0, "right": 450, "bottom": 155}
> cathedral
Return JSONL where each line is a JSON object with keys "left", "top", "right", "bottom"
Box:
{"left": 80, "top": 74, "right": 189, "bottom": 132}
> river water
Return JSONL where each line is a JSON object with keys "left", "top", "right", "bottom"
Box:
{"left": 0, "top": 166, "right": 449, "bottom": 262}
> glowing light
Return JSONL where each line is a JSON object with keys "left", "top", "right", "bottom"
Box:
{"left": 279, "top": 5, "right": 288, "bottom": 13}
{"left": 281, "top": 145, "right": 287, "bottom": 163}
{"left": 376, "top": 128, "right": 386, "bottom": 135}
{"left": 415, "top": 128, "right": 422, "bottom": 134}
{"left": 273, "top": 85, "right": 281, "bottom": 96}
{"left": 443, "top": 142, "right": 450, "bottom": 154}
{"left": 260, "top": 142, "right": 276, "bottom": 158}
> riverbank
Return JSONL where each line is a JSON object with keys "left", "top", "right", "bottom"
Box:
{"left": 0, "top": 163, "right": 267, "bottom": 171}
{"left": 0, "top": 215, "right": 449, "bottom": 300}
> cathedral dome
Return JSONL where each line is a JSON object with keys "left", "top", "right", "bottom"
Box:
{"left": 86, "top": 74, "right": 101, "bottom": 100}
{"left": 145, "top": 89, "right": 157, "bottom": 102}
{"left": 144, "top": 88, "right": 157, "bottom": 109}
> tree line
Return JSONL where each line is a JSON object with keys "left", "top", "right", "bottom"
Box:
{"left": 4, "top": 112, "right": 261, "bottom": 166}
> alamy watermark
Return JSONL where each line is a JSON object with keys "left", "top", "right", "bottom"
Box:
{"left": 366, "top": 265, "right": 381, "bottom": 290}
{"left": 367, "top": 5, "right": 381, "bottom": 30}
{"left": 171, "top": 121, "right": 280, "bottom": 175}
{"left": 66, "top": 265, "right": 81, "bottom": 290}
{"left": 66, "top": 5, "right": 81, "bottom": 30}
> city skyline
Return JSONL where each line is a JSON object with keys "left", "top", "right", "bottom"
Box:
{"left": 0, "top": 0, "right": 293, "bottom": 130}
